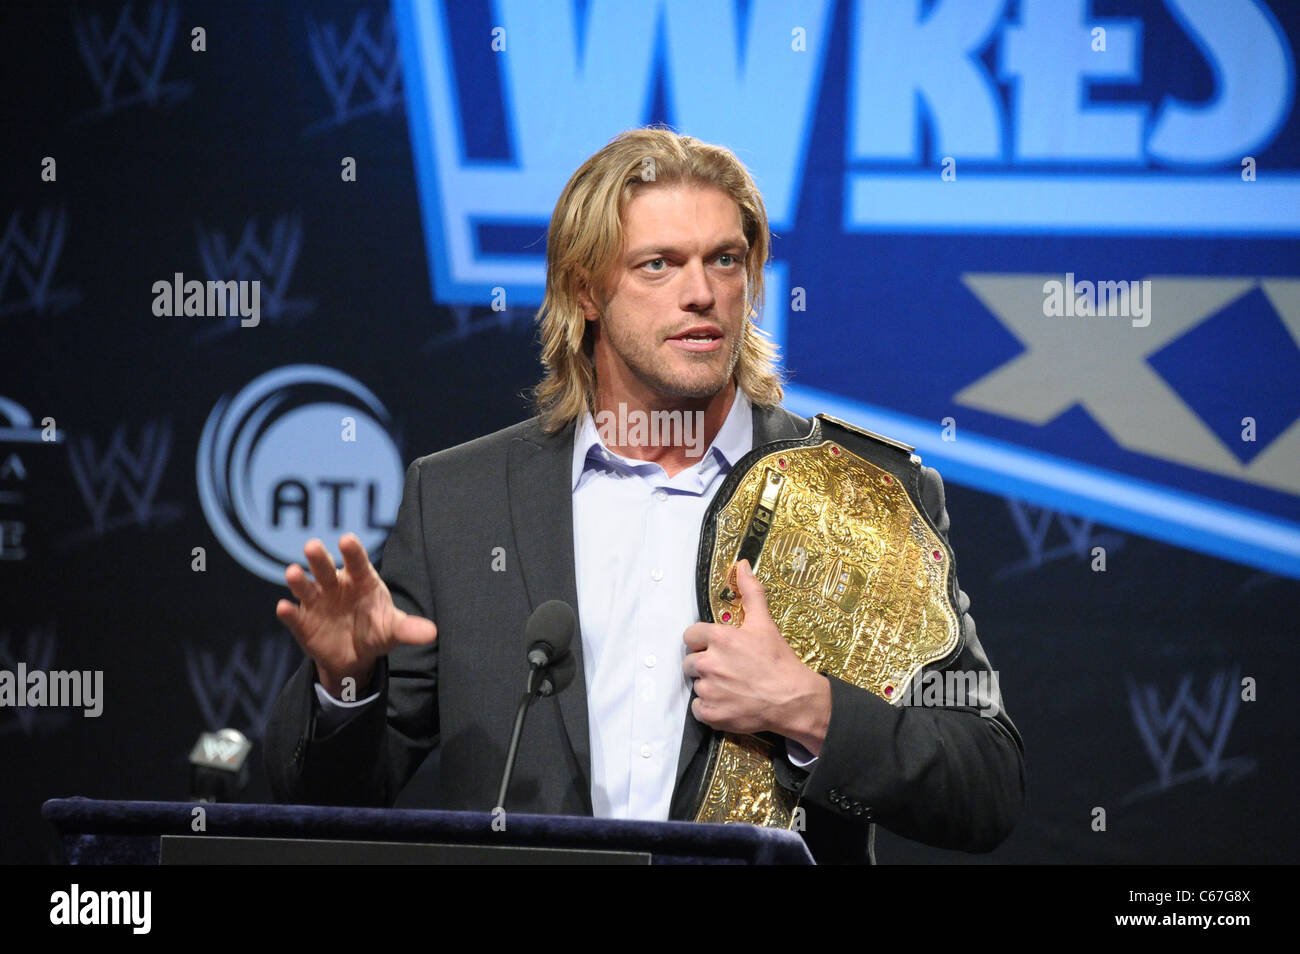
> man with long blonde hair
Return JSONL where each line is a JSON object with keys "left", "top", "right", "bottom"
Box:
{"left": 266, "top": 127, "right": 1024, "bottom": 864}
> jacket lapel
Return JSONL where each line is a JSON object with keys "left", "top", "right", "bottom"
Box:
{"left": 670, "top": 401, "right": 813, "bottom": 798}
{"left": 505, "top": 420, "right": 592, "bottom": 805}
{"left": 752, "top": 401, "right": 815, "bottom": 447}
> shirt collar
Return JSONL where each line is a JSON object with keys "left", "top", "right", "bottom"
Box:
{"left": 571, "top": 387, "right": 753, "bottom": 491}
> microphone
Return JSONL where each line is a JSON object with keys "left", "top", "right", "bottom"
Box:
{"left": 495, "top": 601, "right": 576, "bottom": 812}
{"left": 188, "top": 728, "right": 252, "bottom": 802}
{"left": 525, "top": 599, "right": 576, "bottom": 696}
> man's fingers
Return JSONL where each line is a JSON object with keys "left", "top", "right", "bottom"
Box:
{"left": 303, "top": 538, "right": 340, "bottom": 590}
{"left": 391, "top": 610, "right": 438, "bottom": 646}
{"left": 338, "top": 533, "right": 374, "bottom": 582}
{"left": 284, "top": 563, "right": 320, "bottom": 604}
{"left": 275, "top": 599, "right": 304, "bottom": 639}
{"left": 683, "top": 650, "right": 703, "bottom": 679}
{"left": 691, "top": 696, "right": 712, "bottom": 726}
{"left": 683, "top": 623, "right": 711, "bottom": 652}
{"left": 733, "top": 560, "right": 771, "bottom": 623}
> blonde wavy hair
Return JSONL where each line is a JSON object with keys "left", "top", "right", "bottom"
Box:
{"left": 532, "top": 126, "right": 785, "bottom": 433}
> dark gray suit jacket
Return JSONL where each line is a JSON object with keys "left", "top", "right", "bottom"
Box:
{"left": 264, "top": 402, "right": 1026, "bottom": 864}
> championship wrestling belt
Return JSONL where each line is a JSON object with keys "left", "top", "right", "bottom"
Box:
{"left": 688, "top": 414, "right": 965, "bottom": 827}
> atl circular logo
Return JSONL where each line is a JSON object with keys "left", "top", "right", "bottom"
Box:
{"left": 197, "top": 365, "right": 404, "bottom": 583}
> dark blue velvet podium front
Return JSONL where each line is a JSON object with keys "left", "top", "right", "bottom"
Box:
{"left": 42, "top": 798, "right": 814, "bottom": 865}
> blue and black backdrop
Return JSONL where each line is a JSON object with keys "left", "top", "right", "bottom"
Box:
{"left": 3, "top": 0, "right": 1297, "bottom": 864}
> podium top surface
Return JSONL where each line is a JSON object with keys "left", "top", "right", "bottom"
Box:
{"left": 42, "top": 798, "right": 815, "bottom": 865}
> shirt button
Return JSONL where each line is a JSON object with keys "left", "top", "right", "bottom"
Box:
{"left": 644, "top": 654, "right": 657, "bottom": 668}
{"left": 650, "top": 568, "right": 663, "bottom": 581}
{"left": 655, "top": 489, "right": 667, "bottom": 501}
{"left": 640, "top": 744, "right": 652, "bottom": 759}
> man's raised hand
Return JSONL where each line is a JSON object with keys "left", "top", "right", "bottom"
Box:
{"left": 275, "top": 533, "right": 437, "bottom": 699}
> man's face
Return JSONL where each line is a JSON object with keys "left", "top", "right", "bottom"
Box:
{"left": 583, "top": 182, "right": 749, "bottom": 404}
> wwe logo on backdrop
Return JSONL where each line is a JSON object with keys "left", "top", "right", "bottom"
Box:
{"left": 0, "top": 396, "right": 63, "bottom": 561}
{"left": 1122, "top": 668, "right": 1256, "bottom": 804}
{"left": 64, "top": 420, "right": 180, "bottom": 539}
{"left": 193, "top": 216, "right": 313, "bottom": 341}
{"left": 304, "top": 8, "right": 402, "bottom": 134}
{"left": 422, "top": 304, "right": 535, "bottom": 352}
{"left": 994, "top": 499, "right": 1125, "bottom": 580}
{"left": 0, "top": 625, "right": 66, "bottom": 737}
{"left": 1238, "top": 571, "right": 1282, "bottom": 595}
{"left": 71, "top": 0, "right": 190, "bottom": 118}
{"left": 0, "top": 208, "right": 80, "bottom": 317}
{"left": 185, "top": 639, "right": 293, "bottom": 740}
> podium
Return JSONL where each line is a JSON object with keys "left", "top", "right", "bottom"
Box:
{"left": 42, "top": 798, "right": 814, "bottom": 865}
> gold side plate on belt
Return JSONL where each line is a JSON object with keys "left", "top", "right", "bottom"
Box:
{"left": 693, "top": 440, "right": 961, "bottom": 827}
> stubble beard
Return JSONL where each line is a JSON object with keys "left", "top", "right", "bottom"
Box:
{"left": 613, "top": 324, "right": 744, "bottom": 402}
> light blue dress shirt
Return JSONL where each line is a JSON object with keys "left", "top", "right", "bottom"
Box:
{"left": 315, "top": 387, "right": 815, "bottom": 818}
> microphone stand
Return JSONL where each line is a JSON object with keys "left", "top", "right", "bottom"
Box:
{"left": 494, "top": 663, "right": 553, "bottom": 812}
